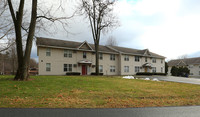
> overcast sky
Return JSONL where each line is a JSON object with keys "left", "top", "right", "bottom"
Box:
{"left": 33, "top": 0, "right": 200, "bottom": 61}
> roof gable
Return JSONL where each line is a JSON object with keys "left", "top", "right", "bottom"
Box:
{"left": 143, "top": 49, "right": 151, "bottom": 56}
{"left": 78, "top": 41, "right": 93, "bottom": 51}
{"left": 177, "top": 60, "right": 187, "bottom": 66}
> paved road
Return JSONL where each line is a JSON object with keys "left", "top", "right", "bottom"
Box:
{"left": 1, "top": 106, "right": 200, "bottom": 117}
{"left": 138, "top": 76, "right": 200, "bottom": 85}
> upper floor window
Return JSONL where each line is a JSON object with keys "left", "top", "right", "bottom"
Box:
{"left": 64, "top": 50, "right": 72, "bottom": 58}
{"left": 124, "top": 55, "right": 129, "bottom": 61}
{"left": 110, "top": 66, "right": 115, "bottom": 72}
{"left": 46, "top": 48, "right": 51, "bottom": 56}
{"left": 145, "top": 57, "right": 148, "bottom": 62}
{"left": 83, "top": 52, "right": 87, "bottom": 58}
{"left": 152, "top": 58, "right": 156, "bottom": 63}
{"left": 99, "top": 53, "right": 103, "bottom": 60}
{"left": 124, "top": 66, "right": 129, "bottom": 72}
{"left": 135, "top": 56, "right": 140, "bottom": 62}
{"left": 110, "top": 54, "right": 115, "bottom": 61}
{"left": 46, "top": 63, "right": 51, "bottom": 71}
{"left": 152, "top": 67, "right": 156, "bottom": 73}
{"left": 99, "top": 65, "right": 103, "bottom": 72}
{"left": 64, "top": 64, "right": 72, "bottom": 72}
{"left": 135, "top": 66, "right": 140, "bottom": 73}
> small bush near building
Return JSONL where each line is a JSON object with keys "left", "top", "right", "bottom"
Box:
{"left": 66, "top": 72, "right": 81, "bottom": 75}
{"left": 136, "top": 72, "right": 166, "bottom": 76}
{"left": 91, "top": 72, "right": 104, "bottom": 75}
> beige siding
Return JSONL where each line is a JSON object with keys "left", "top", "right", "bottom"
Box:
{"left": 38, "top": 47, "right": 165, "bottom": 75}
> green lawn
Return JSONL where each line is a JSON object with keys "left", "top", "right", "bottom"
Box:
{"left": 1, "top": 75, "right": 200, "bottom": 108}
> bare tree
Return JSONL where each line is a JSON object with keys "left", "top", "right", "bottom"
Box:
{"left": 106, "top": 36, "right": 117, "bottom": 46}
{"left": 30, "top": 58, "right": 38, "bottom": 68}
{"left": 0, "top": 0, "right": 14, "bottom": 52}
{"left": 79, "top": 0, "right": 119, "bottom": 75}
{"left": 4, "top": 0, "right": 73, "bottom": 80}
{"left": 178, "top": 54, "right": 188, "bottom": 59}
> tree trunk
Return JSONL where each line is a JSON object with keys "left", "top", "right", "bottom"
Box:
{"left": 13, "top": 0, "right": 37, "bottom": 81}
{"left": 95, "top": 44, "right": 99, "bottom": 75}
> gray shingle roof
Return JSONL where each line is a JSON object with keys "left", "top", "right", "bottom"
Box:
{"left": 36, "top": 37, "right": 165, "bottom": 58}
{"left": 168, "top": 57, "right": 200, "bottom": 66}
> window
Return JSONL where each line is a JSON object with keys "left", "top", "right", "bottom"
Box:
{"left": 83, "top": 52, "right": 87, "bottom": 58}
{"left": 135, "top": 66, "right": 140, "bottom": 73}
{"left": 64, "top": 50, "right": 72, "bottom": 58}
{"left": 99, "top": 53, "right": 103, "bottom": 60}
{"left": 161, "top": 67, "right": 163, "bottom": 73}
{"left": 135, "top": 56, "right": 140, "bottom": 62}
{"left": 64, "top": 64, "right": 72, "bottom": 72}
{"left": 110, "top": 66, "right": 115, "bottom": 72}
{"left": 152, "top": 67, "right": 156, "bottom": 73}
{"left": 110, "top": 54, "right": 115, "bottom": 61}
{"left": 99, "top": 65, "right": 103, "bottom": 72}
{"left": 46, "top": 63, "right": 51, "bottom": 71}
{"left": 145, "top": 57, "right": 147, "bottom": 62}
{"left": 161, "top": 59, "right": 163, "bottom": 64}
{"left": 124, "top": 55, "right": 129, "bottom": 61}
{"left": 152, "top": 58, "right": 156, "bottom": 63}
{"left": 124, "top": 66, "right": 129, "bottom": 72}
{"left": 46, "top": 48, "right": 51, "bottom": 56}
{"left": 189, "top": 65, "right": 193, "bottom": 68}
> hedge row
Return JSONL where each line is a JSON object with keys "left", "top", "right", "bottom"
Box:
{"left": 136, "top": 72, "right": 167, "bottom": 76}
{"left": 66, "top": 72, "right": 81, "bottom": 75}
{"left": 91, "top": 72, "right": 104, "bottom": 75}
{"left": 66, "top": 72, "right": 104, "bottom": 75}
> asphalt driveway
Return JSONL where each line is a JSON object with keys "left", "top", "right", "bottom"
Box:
{"left": 1, "top": 106, "right": 200, "bottom": 117}
{"left": 138, "top": 75, "right": 200, "bottom": 85}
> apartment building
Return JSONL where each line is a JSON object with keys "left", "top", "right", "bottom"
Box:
{"left": 36, "top": 37, "right": 165, "bottom": 75}
{"left": 168, "top": 57, "right": 200, "bottom": 77}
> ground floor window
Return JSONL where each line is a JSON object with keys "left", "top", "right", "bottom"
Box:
{"left": 161, "top": 67, "right": 163, "bottom": 73}
{"left": 110, "top": 66, "right": 115, "bottom": 72}
{"left": 152, "top": 67, "right": 156, "bottom": 73}
{"left": 64, "top": 64, "right": 72, "bottom": 72}
{"left": 99, "top": 65, "right": 103, "bottom": 72}
{"left": 124, "top": 66, "right": 129, "bottom": 72}
{"left": 46, "top": 63, "right": 51, "bottom": 71}
{"left": 135, "top": 66, "right": 140, "bottom": 73}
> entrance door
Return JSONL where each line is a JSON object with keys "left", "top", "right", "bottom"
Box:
{"left": 82, "top": 65, "right": 87, "bottom": 75}
{"left": 145, "top": 67, "right": 147, "bottom": 72}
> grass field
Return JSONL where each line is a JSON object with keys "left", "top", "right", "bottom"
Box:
{"left": 1, "top": 75, "right": 200, "bottom": 108}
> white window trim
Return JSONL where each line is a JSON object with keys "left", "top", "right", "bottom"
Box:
{"left": 46, "top": 63, "right": 51, "bottom": 72}
{"left": 64, "top": 64, "right": 72, "bottom": 72}
{"left": 64, "top": 50, "right": 72, "bottom": 58}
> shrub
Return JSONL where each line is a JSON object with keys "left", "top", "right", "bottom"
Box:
{"left": 170, "top": 66, "right": 190, "bottom": 77}
{"left": 136, "top": 72, "right": 166, "bottom": 76}
{"left": 91, "top": 72, "right": 104, "bottom": 75}
{"left": 136, "top": 72, "right": 153, "bottom": 76}
{"left": 66, "top": 72, "right": 81, "bottom": 75}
